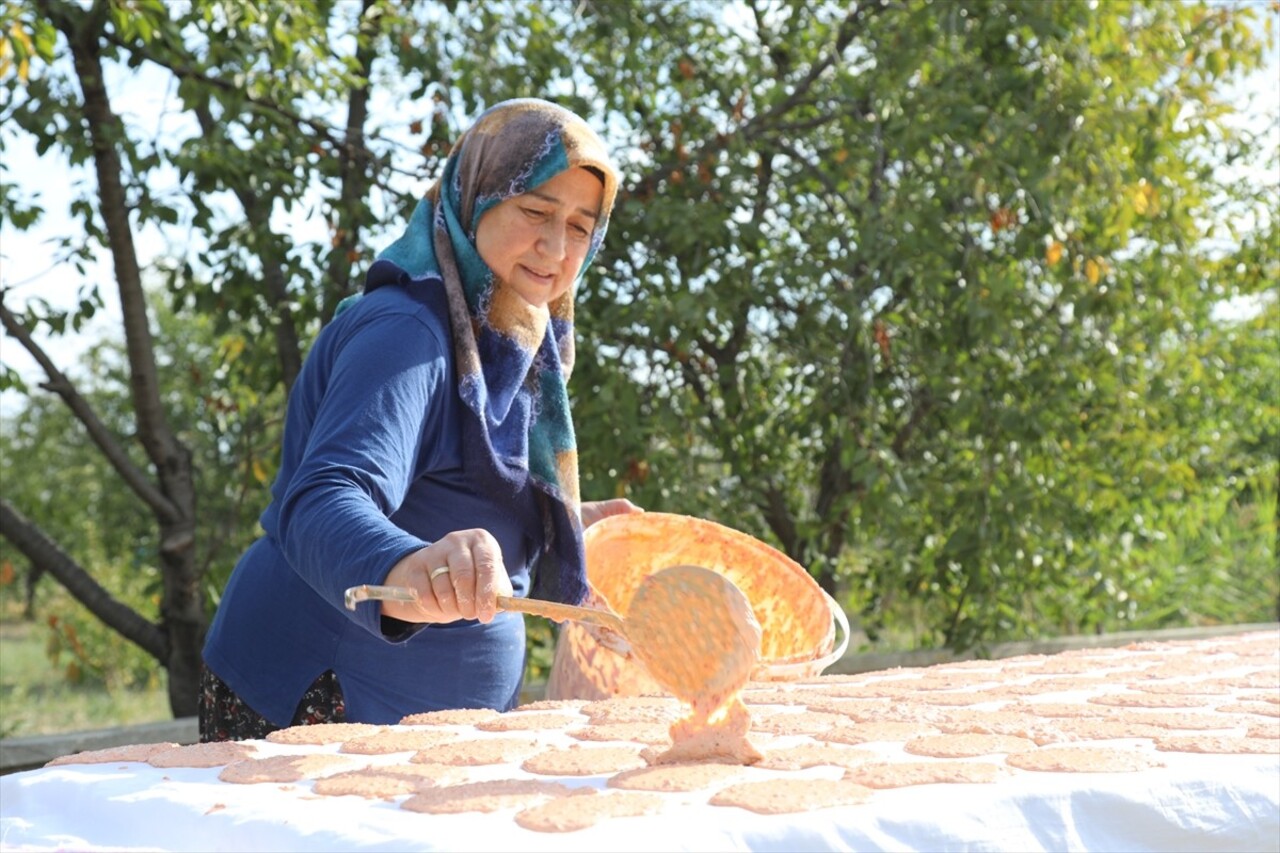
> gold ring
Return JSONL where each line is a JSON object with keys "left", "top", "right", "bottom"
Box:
{"left": 429, "top": 566, "right": 451, "bottom": 581}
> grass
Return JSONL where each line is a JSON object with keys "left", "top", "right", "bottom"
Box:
{"left": 0, "top": 619, "right": 172, "bottom": 740}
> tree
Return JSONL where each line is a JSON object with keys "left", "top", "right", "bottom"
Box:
{"left": 0, "top": 302, "right": 271, "bottom": 688}
{"left": 1, "top": 0, "right": 1274, "bottom": 717}
{"left": 564, "top": 0, "right": 1277, "bottom": 645}
{"left": 1, "top": 0, "right": 384, "bottom": 715}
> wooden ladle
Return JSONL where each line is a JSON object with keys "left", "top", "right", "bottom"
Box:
{"left": 343, "top": 564, "right": 761, "bottom": 699}
{"left": 623, "top": 564, "right": 761, "bottom": 713}
{"left": 343, "top": 583, "right": 628, "bottom": 653}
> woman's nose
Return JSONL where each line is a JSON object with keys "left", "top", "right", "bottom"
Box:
{"left": 538, "top": 222, "right": 567, "bottom": 260}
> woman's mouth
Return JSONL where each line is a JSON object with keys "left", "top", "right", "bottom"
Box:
{"left": 520, "top": 265, "right": 555, "bottom": 286}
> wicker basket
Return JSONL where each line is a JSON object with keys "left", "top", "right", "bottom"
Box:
{"left": 546, "top": 513, "right": 850, "bottom": 700}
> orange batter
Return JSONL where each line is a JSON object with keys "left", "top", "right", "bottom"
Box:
{"left": 623, "top": 565, "right": 764, "bottom": 765}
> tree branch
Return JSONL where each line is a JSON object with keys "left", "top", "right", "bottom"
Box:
{"left": 891, "top": 391, "right": 936, "bottom": 459}
{"left": 43, "top": 0, "right": 192, "bottom": 506}
{"left": 737, "top": 1, "right": 871, "bottom": 139}
{"left": 323, "top": 0, "right": 381, "bottom": 322}
{"left": 0, "top": 297, "right": 178, "bottom": 521}
{"left": 771, "top": 138, "right": 849, "bottom": 221}
{"left": 756, "top": 480, "right": 800, "bottom": 561}
{"left": 625, "top": 1, "right": 879, "bottom": 203}
{"left": 0, "top": 499, "right": 167, "bottom": 662}
{"left": 191, "top": 101, "right": 304, "bottom": 393}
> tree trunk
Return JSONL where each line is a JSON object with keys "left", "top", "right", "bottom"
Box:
{"left": 322, "top": 0, "right": 379, "bottom": 323}
{"left": 45, "top": 0, "right": 205, "bottom": 718}
{"left": 0, "top": 500, "right": 167, "bottom": 661}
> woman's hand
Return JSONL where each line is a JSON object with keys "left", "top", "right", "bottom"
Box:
{"left": 379, "top": 529, "right": 513, "bottom": 624}
{"left": 581, "top": 498, "right": 644, "bottom": 529}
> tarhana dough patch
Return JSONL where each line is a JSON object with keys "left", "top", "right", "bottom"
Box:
{"left": 916, "top": 691, "right": 1004, "bottom": 707}
{"left": 1246, "top": 720, "right": 1280, "bottom": 739}
{"left": 709, "top": 778, "right": 872, "bottom": 814}
{"left": 1045, "top": 718, "right": 1170, "bottom": 741}
{"left": 583, "top": 697, "right": 682, "bottom": 725}
{"left": 411, "top": 737, "right": 541, "bottom": 766}
{"left": 862, "top": 704, "right": 939, "bottom": 724}
{"left": 148, "top": 740, "right": 258, "bottom": 768}
{"left": 903, "top": 674, "right": 1003, "bottom": 691}
{"left": 400, "top": 779, "right": 577, "bottom": 814}
{"left": 809, "top": 683, "right": 916, "bottom": 699}
{"left": 339, "top": 728, "right": 459, "bottom": 754}
{"left": 1213, "top": 634, "right": 1280, "bottom": 655}
{"left": 1006, "top": 746, "right": 1162, "bottom": 773}
{"left": 1217, "top": 702, "right": 1280, "bottom": 719}
{"left": 799, "top": 680, "right": 882, "bottom": 696}
{"left": 265, "top": 723, "right": 384, "bottom": 745}
{"left": 476, "top": 712, "right": 581, "bottom": 732}
{"left": 1106, "top": 711, "right": 1239, "bottom": 731}
{"left": 1153, "top": 735, "right": 1280, "bottom": 755}
{"left": 515, "top": 791, "right": 665, "bottom": 832}
{"left": 568, "top": 722, "right": 672, "bottom": 746}
{"left": 218, "top": 753, "right": 354, "bottom": 783}
{"left": 1015, "top": 702, "right": 1109, "bottom": 718}
{"left": 312, "top": 764, "right": 465, "bottom": 798}
{"left": 844, "top": 761, "right": 1002, "bottom": 788}
{"left": 800, "top": 697, "right": 894, "bottom": 721}
{"left": 1137, "top": 663, "right": 1211, "bottom": 680}
{"left": 398, "top": 708, "right": 500, "bottom": 726}
{"left": 1025, "top": 653, "right": 1137, "bottom": 674}
{"left": 1210, "top": 672, "right": 1280, "bottom": 690}
{"left": 816, "top": 721, "right": 937, "bottom": 744}
{"left": 749, "top": 710, "right": 852, "bottom": 736}
{"left": 1127, "top": 681, "right": 1232, "bottom": 695}
{"left": 512, "top": 699, "right": 588, "bottom": 713}
{"left": 1000, "top": 677, "right": 1109, "bottom": 696}
{"left": 46, "top": 742, "right": 179, "bottom": 767}
{"left": 608, "top": 762, "right": 746, "bottom": 792}
{"left": 796, "top": 673, "right": 878, "bottom": 685}
{"left": 522, "top": 745, "right": 646, "bottom": 776}
{"left": 934, "top": 711, "right": 1061, "bottom": 745}
{"left": 904, "top": 734, "right": 1037, "bottom": 758}
{"left": 1087, "top": 693, "right": 1210, "bottom": 709}
{"left": 740, "top": 687, "right": 815, "bottom": 706}
{"left": 756, "top": 743, "right": 876, "bottom": 770}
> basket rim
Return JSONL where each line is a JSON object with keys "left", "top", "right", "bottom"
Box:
{"left": 752, "top": 588, "right": 851, "bottom": 680}
{"left": 584, "top": 511, "right": 846, "bottom": 674}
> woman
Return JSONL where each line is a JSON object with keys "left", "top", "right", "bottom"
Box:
{"left": 200, "top": 99, "right": 639, "bottom": 742}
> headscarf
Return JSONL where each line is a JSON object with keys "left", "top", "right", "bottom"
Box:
{"left": 355, "top": 98, "right": 619, "bottom": 606}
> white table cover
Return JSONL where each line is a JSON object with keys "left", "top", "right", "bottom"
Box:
{"left": 2, "top": 631, "right": 1277, "bottom": 853}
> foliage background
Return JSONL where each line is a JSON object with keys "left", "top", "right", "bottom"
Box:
{"left": 1, "top": 0, "right": 1276, "bottom": 731}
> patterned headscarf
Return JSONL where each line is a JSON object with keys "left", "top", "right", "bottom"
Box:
{"left": 358, "top": 98, "right": 618, "bottom": 606}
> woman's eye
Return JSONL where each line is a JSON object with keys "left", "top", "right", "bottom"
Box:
{"left": 522, "top": 207, "right": 550, "bottom": 220}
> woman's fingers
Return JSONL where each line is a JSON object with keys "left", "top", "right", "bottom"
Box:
{"left": 381, "top": 529, "right": 507, "bottom": 624}
{"left": 466, "top": 545, "right": 496, "bottom": 623}
{"left": 581, "top": 498, "right": 644, "bottom": 528}
{"left": 427, "top": 557, "right": 462, "bottom": 619}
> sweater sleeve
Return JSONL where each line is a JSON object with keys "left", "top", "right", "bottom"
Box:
{"left": 271, "top": 309, "right": 448, "bottom": 634}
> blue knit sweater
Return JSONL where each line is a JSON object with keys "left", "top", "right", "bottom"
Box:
{"left": 203, "top": 279, "right": 540, "bottom": 726}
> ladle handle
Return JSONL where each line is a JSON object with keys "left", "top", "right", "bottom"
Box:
{"left": 343, "top": 584, "right": 625, "bottom": 634}
{"left": 496, "top": 595, "right": 625, "bottom": 634}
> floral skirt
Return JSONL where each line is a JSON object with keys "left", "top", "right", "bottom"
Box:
{"left": 198, "top": 665, "right": 346, "bottom": 743}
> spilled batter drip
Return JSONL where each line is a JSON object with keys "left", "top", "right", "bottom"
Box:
{"left": 623, "top": 565, "right": 764, "bottom": 766}
{"left": 650, "top": 695, "right": 762, "bottom": 765}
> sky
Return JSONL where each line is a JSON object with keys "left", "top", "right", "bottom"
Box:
{"left": 1, "top": 5, "right": 1277, "bottom": 420}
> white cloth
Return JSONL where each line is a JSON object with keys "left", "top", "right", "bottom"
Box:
{"left": 3, "top": 631, "right": 1277, "bottom": 853}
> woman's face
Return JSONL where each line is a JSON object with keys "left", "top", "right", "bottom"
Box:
{"left": 474, "top": 166, "right": 604, "bottom": 309}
